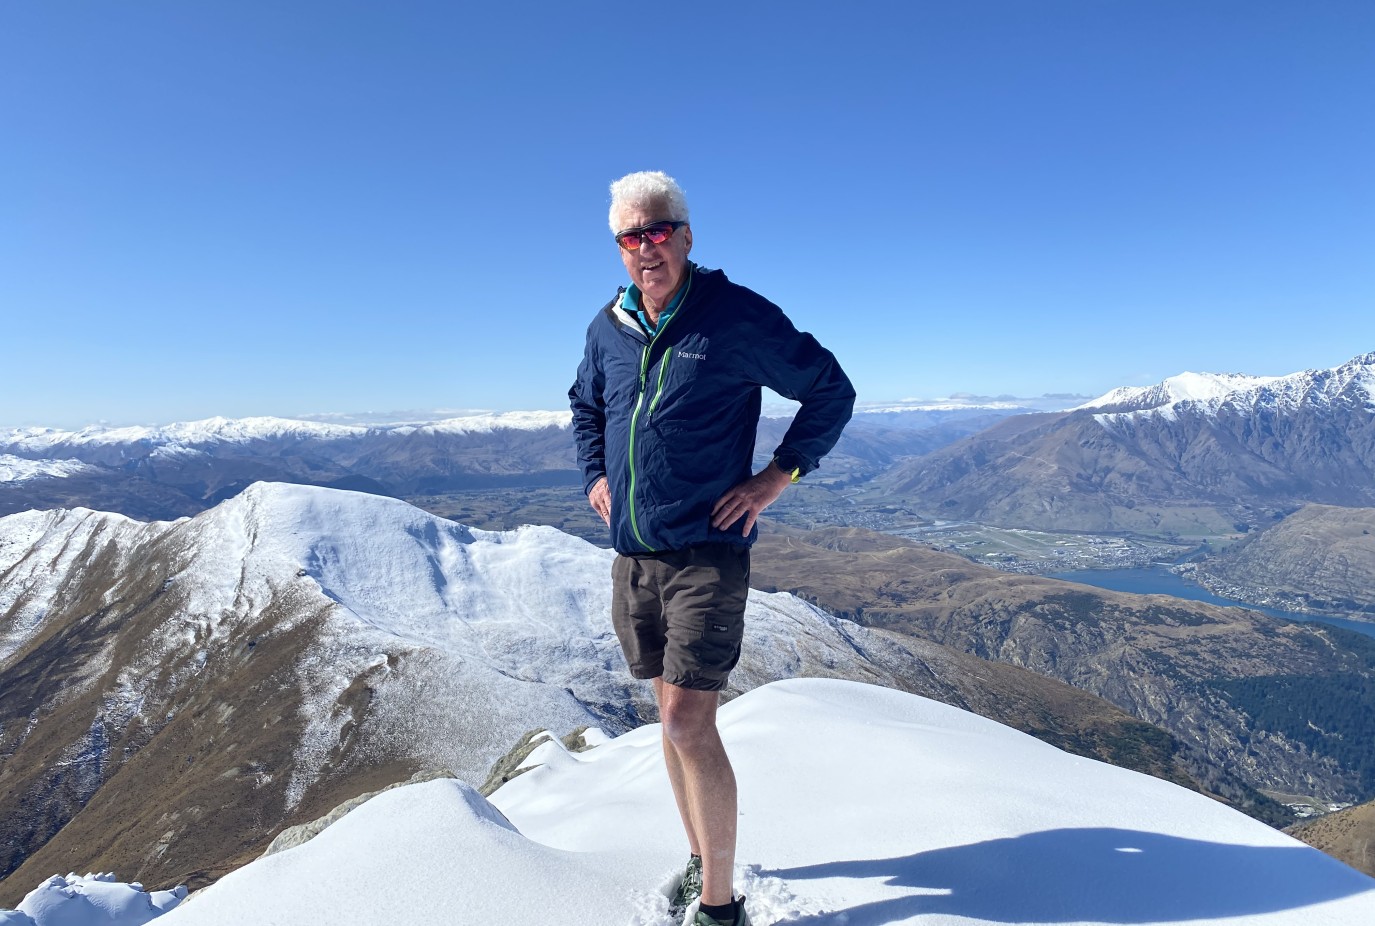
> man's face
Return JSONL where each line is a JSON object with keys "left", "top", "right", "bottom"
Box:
{"left": 615, "top": 201, "right": 692, "bottom": 309}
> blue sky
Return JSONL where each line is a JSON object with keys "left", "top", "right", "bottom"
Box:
{"left": 2, "top": 1, "right": 1372, "bottom": 429}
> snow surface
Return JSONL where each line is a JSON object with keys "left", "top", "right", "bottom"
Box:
{"left": 1076, "top": 352, "right": 1375, "bottom": 423}
{"left": 0, "top": 455, "right": 96, "bottom": 483}
{"left": 1, "top": 874, "right": 184, "bottom": 926}
{"left": 23, "top": 678, "right": 1372, "bottom": 926}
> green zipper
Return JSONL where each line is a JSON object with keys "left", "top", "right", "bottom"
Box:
{"left": 626, "top": 275, "right": 690, "bottom": 551}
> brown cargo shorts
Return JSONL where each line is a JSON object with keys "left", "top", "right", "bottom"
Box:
{"left": 610, "top": 543, "right": 750, "bottom": 692}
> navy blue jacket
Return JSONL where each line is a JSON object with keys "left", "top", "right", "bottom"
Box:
{"left": 569, "top": 264, "right": 855, "bottom": 554}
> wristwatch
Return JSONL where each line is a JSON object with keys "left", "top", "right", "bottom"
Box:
{"left": 772, "top": 455, "right": 803, "bottom": 484}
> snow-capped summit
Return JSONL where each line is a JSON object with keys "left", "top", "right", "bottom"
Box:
{"left": 1076, "top": 371, "right": 1282, "bottom": 414}
{"left": 1079, "top": 352, "right": 1375, "bottom": 421}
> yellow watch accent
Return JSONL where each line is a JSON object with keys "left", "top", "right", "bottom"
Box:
{"left": 774, "top": 457, "right": 802, "bottom": 484}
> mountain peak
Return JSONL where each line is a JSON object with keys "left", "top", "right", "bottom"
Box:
{"left": 1075, "top": 371, "right": 1281, "bottom": 414}
{"left": 1077, "top": 352, "right": 1375, "bottom": 421}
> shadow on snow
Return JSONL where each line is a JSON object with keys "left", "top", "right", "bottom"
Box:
{"left": 761, "top": 827, "right": 1374, "bottom": 924}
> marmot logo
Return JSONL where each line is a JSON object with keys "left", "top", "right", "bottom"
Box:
{"left": 677, "top": 350, "right": 707, "bottom": 361}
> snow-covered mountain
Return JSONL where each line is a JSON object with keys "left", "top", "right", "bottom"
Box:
{"left": 4, "top": 483, "right": 1157, "bottom": 903}
{"left": 0, "top": 405, "right": 978, "bottom": 523}
{"left": 0, "top": 456, "right": 97, "bottom": 484}
{"left": 10, "top": 680, "right": 1374, "bottom": 925}
{"left": 0, "top": 411, "right": 584, "bottom": 520}
{"left": 884, "top": 351, "right": 1375, "bottom": 532}
{"left": 1076, "top": 372, "right": 1283, "bottom": 415}
{"left": 1079, "top": 352, "right": 1375, "bottom": 420}
{"left": 0, "top": 412, "right": 571, "bottom": 454}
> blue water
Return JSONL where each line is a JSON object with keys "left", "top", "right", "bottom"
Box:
{"left": 1046, "top": 566, "right": 1375, "bottom": 640}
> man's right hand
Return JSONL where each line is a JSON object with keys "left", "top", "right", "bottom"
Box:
{"left": 588, "top": 477, "right": 611, "bottom": 526}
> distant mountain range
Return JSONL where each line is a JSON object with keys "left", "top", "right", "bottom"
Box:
{"left": 8, "top": 355, "right": 1370, "bottom": 542}
{"left": 0, "top": 400, "right": 1066, "bottom": 521}
{"left": 879, "top": 352, "right": 1375, "bottom": 534}
{"left": 0, "top": 413, "right": 580, "bottom": 520}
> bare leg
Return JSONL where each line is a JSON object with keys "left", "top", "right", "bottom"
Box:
{"left": 654, "top": 677, "right": 702, "bottom": 856}
{"left": 654, "top": 679, "right": 737, "bottom": 908}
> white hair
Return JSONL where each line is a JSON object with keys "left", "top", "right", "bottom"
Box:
{"left": 608, "top": 170, "right": 690, "bottom": 232}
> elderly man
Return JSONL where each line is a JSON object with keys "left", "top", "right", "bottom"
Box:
{"left": 569, "top": 171, "right": 854, "bottom": 926}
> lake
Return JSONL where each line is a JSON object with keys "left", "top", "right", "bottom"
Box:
{"left": 1046, "top": 566, "right": 1375, "bottom": 641}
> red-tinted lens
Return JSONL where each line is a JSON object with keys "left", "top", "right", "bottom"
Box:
{"left": 616, "top": 223, "right": 677, "bottom": 250}
{"left": 640, "top": 223, "right": 675, "bottom": 245}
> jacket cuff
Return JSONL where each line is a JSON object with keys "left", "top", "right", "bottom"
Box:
{"left": 772, "top": 448, "right": 811, "bottom": 480}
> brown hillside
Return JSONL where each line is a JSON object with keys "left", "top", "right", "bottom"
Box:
{"left": 1288, "top": 801, "right": 1375, "bottom": 879}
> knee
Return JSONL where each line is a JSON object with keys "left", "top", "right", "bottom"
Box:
{"left": 660, "top": 699, "right": 716, "bottom": 751}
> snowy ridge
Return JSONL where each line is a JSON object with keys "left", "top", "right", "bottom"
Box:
{"left": 858, "top": 400, "right": 1031, "bottom": 413}
{"left": 0, "top": 411, "right": 571, "bottom": 456}
{"left": 1080, "top": 352, "right": 1375, "bottom": 423}
{"left": 0, "top": 455, "right": 97, "bottom": 484}
{"left": 0, "top": 483, "right": 895, "bottom": 810}
{"left": 397, "top": 410, "right": 572, "bottom": 435}
{"left": 0, "top": 417, "right": 369, "bottom": 454}
{"left": 855, "top": 394, "right": 1083, "bottom": 414}
{"left": 31, "top": 679, "right": 1372, "bottom": 926}
{"left": 0, "top": 507, "right": 161, "bottom": 667}
{"left": 1077, "top": 372, "right": 1281, "bottom": 413}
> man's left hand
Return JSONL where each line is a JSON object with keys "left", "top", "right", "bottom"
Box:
{"left": 711, "top": 462, "right": 794, "bottom": 536}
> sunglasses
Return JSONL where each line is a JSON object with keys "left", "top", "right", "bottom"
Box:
{"left": 615, "top": 221, "right": 687, "bottom": 250}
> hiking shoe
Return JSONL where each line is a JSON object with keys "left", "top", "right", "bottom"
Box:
{"left": 669, "top": 854, "right": 703, "bottom": 910}
{"left": 693, "top": 896, "right": 750, "bottom": 926}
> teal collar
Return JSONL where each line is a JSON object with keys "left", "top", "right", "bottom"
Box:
{"left": 623, "top": 264, "right": 694, "bottom": 336}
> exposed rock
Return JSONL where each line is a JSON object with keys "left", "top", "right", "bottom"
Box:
{"left": 478, "top": 730, "right": 555, "bottom": 797}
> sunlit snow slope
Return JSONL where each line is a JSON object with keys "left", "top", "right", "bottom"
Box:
{"left": 157, "top": 679, "right": 1375, "bottom": 926}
